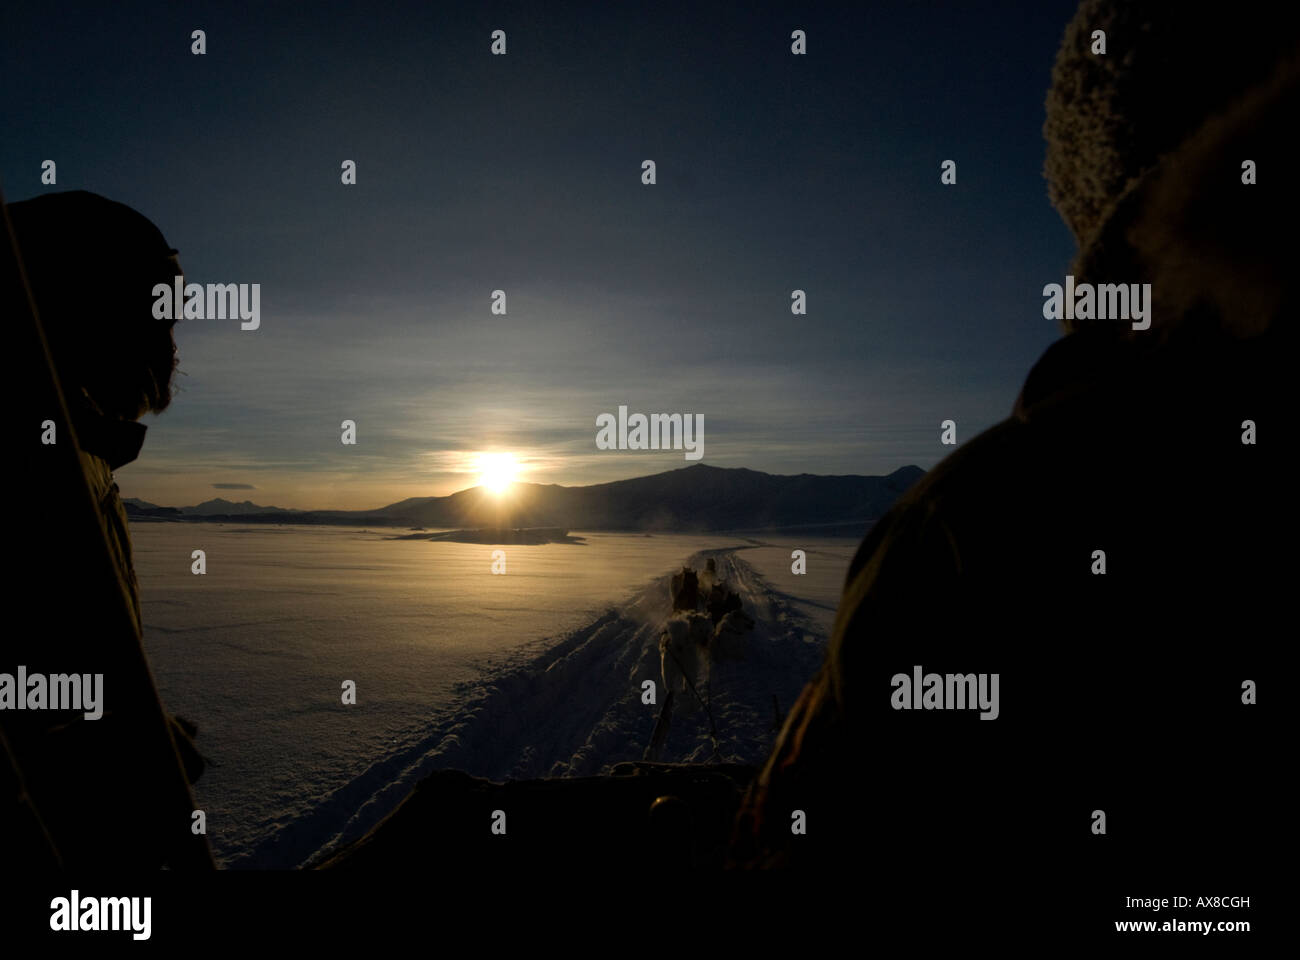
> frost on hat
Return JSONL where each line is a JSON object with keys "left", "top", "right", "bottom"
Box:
{"left": 1043, "top": 0, "right": 1300, "bottom": 248}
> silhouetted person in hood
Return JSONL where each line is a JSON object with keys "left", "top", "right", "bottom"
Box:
{"left": 730, "top": 0, "right": 1294, "bottom": 905}
{"left": 11, "top": 192, "right": 181, "bottom": 628}
{"left": 3, "top": 190, "right": 211, "bottom": 869}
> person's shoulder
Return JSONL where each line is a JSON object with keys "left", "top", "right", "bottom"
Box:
{"left": 77, "top": 446, "right": 115, "bottom": 498}
{"left": 840, "top": 333, "right": 1119, "bottom": 593}
{"left": 840, "top": 412, "right": 1034, "bottom": 595}
{"left": 1013, "top": 331, "right": 1127, "bottom": 418}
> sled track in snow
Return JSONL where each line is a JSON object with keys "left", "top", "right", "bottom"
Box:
{"left": 232, "top": 548, "right": 830, "bottom": 869}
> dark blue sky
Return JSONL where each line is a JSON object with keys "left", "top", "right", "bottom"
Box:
{"left": 4, "top": 0, "right": 1080, "bottom": 508}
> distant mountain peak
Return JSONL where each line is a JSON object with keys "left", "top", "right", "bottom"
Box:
{"left": 180, "top": 498, "right": 297, "bottom": 516}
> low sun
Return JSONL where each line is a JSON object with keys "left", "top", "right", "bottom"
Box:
{"left": 476, "top": 452, "right": 519, "bottom": 495}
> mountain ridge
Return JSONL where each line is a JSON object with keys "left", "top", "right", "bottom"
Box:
{"left": 124, "top": 463, "right": 925, "bottom": 533}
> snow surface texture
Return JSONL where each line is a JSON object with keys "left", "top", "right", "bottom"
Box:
{"left": 132, "top": 525, "right": 851, "bottom": 868}
{"left": 301, "top": 547, "right": 830, "bottom": 868}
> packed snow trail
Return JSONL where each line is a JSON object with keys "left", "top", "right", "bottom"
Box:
{"left": 225, "top": 547, "right": 831, "bottom": 868}
{"left": 432, "top": 547, "right": 830, "bottom": 781}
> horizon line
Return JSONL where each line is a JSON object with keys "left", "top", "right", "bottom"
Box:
{"left": 130, "top": 461, "right": 927, "bottom": 513}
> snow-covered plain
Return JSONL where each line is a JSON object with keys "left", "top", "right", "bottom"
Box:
{"left": 131, "top": 524, "right": 857, "bottom": 868}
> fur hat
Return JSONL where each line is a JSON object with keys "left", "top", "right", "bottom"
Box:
{"left": 1044, "top": 1, "right": 1300, "bottom": 249}
{"left": 1043, "top": 1, "right": 1300, "bottom": 336}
